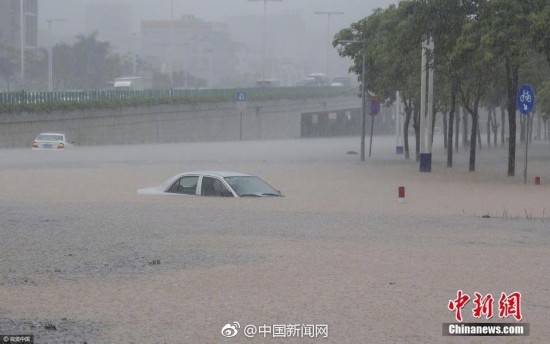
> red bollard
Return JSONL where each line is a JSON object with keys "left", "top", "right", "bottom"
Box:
{"left": 398, "top": 186, "right": 405, "bottom": 203}
{"left": 535, "top": 176, "right": 541, "bottom": 185}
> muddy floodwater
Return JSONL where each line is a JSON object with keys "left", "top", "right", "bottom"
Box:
{"left": 1, "top": 136, "right": 549, "bottom": 343}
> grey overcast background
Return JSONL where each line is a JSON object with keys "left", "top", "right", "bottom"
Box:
{"left": 40, "top": 0, "right": 396, "bottom": 34}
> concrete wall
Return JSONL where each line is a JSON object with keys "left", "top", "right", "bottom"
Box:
{"left": 0, "top": 96, "right": 360, "bottom": 148}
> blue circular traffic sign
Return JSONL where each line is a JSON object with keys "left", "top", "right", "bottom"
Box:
{"left": 517, "top": 84, "right": 535, "bottom": 115}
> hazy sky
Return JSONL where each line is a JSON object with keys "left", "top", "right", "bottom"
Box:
{"left": 40, "top": 0, "right": 398, "bottom": 37}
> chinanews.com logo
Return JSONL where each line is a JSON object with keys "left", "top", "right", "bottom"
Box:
{"left": 443, "top": 290, "right": 530, "bottom": 336}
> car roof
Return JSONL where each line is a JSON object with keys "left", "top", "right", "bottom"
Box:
{"left": 182, "top": 171, "right": 251, "bottom": 178}
{"left": 158, "top": 171, "right": 252, "bottom": 191}
{"left": 37, "top": 132, "right": 65, "bottom": 136}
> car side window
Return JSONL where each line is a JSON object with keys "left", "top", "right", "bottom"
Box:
{"left": 167, "top": 176, "right": 199, "bottom": 195}
{"left": 201, "top": 177, "right": 231, "bottom": 197}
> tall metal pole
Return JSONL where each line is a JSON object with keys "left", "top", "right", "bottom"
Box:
{"left": 361, "top": 50, "right": 366, "bottom": 161}
{"left": 248, "top": 0, "right": 283, "bottom": 84}
{"left": 262, "top": 0, "right": 266, "bottom": 83}
{"left": 524, "top": 114, "right": 530, "bottom": 184}
{"left": 419, "top": 42, "right": 427, "bottom": 153}
{"left": 338, "top": 40, "right": 367, "bottom": 161}
{"left": 169, "top": 0, "right": 174, "bottom": 88}
{"left": 132, "top": 32, "right": 138, "bottom": 76}
{"left": 20, "top": 0, "right": 25, "bottom": 89}
{"left": 314, "top": 11, "right": 344, "bottom": 83}
{"left": 48, "top": 21, "right": 53, "bottom": 92}
{"left": 426, "top": 39, "right": 435, "bottom": 153}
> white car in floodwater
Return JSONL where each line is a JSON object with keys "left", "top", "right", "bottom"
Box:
{"left": 138, "top": 171, "right": 283, "bottom": 198}
{"left": 32, "top": 132, "right": 70, "bottom": 150}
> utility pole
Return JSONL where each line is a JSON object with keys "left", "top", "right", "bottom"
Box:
{"left": 169, "top": 0, "right": 174, "bottom": 88}
{"left": 20, "top": 0, "right": 25, "bottom": 89}
{"left": 247, "top": 0, "right": 283, "bottom": 84}
{"left": 338, "top": 40, "right": 367, "bottom": 161}
{"left": 419, "top": 38, "right": 434, "bottom": 172}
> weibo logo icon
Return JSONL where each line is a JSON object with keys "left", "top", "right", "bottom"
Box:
{"left": 221, "top": 322, "right": 240, "bottom": 338}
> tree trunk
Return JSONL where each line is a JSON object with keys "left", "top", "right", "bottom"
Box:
{"left": 443, "top": 111, "right": 448, "bottom": 149}
{"left": 477, "top": 122, "right": 482, "bottom": 149}
{"left": 501, "top": 106, "right": 505, "bottom": 147}
{"left": 404, "top": 105, "right": 412, "bottom": 160}
{"left": 413, "top": 108, "right": 420, "bottom": 162}
{"left": 487, "top": 107, "right": 493, "bottom": 148}
{"left": 431, "top": 104, "right": 437, "bottom": 149}
{"left": 460, "top": 90, "right": 481, "bottom": 172}
{"left": 469, "top": 111, "right": 478, "bottom": 171}
{"left": 506, "top": 58, "right": 518, "bottom": 176}
{"left": 447, "top": 80, "right": 457, "bottom": 168}
{"left": 455, "top": 107, "right": 460, "bottom": 152}
{"left": 492, "top": 109, "right": 498, "bottom": 146}
{"left": 463, "top": 109, "right": 469, "bottom": 148}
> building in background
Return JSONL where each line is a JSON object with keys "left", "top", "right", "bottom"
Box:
{"left": 0, "top": 0, "right": 38, "bottom": 90}
{"left": 141, "top": 15, "right": 237, "bottom": 88}
{"left": 226, "top": 12, "right": 308, "bottom": 86}
{"left": 0, "top": 0, "right": 38, "bottom": 49}
{"left": 226, "top": 11, "right": 352, "bottom": 87}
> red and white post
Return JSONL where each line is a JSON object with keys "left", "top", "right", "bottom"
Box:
{"left": 398, "top": 186, "right": 405, "bottom": 203}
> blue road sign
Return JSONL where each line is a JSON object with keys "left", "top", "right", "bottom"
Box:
{"left": 236, "top": 91, "right": 247, "bottom": 102}
{"left": 517, "top": 84, "right": 535, "bottom": 115}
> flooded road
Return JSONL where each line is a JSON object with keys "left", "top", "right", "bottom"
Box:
{"left": 1, "top": 136, "right": 549, "bottom": 343}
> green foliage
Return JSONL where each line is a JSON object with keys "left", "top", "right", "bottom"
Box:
{"left": 0, "top": 41, "right": 18, "bottom": 91}
{"left": 52, "top": 32, "right": 128, "bottom": 90}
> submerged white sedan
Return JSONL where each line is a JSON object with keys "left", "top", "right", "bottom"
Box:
{"left": 138, "top": 171, "right": 283, "bottom": 198}
{"left": 32, "top": 132, "right": 69, "bottom": 150}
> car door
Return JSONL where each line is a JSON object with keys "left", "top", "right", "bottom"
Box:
{"left": 200, "top": 176, "right": 233, "bottom": 197}
{"left": 166, "top": 175, "right": 199, "bottom": 195}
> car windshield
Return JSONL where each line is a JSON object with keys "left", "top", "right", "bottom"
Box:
{"left": 37, "top": 134, "right": 64, "bottom": 141}
{"left": 224, "top": 176, "right": 281, "bottom": 197}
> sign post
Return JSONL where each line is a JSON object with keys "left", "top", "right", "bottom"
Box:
{"left": 517, "top": 84, "right": 535, "bottom": 185}
{"left": 368, "top": 96, "right": 380, "bottom": 157}
{"left": 236, "top": 91, "right": 247, "bottom": 141}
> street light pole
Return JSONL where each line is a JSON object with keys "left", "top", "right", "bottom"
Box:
{"left": 339, "top": 40, "right": 367, "bottom": 161}
{"left": 248, "top": 0, "right": 283, "bottom": 84}
{"left": 169, "top": 0, "right": 174, "bottom": 88}
{"left": 314, "top": 11, "right": 344, "bottom": 84}
{"left": 20, "top": 0, "right": 25, "bottom": 88}
{"left": 47, "top": 19, "right": 65, "bottom": 92}
{"left": 132, "top": 32, "right": 138, "bottom": 76}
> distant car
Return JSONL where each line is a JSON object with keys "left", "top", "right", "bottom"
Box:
{"left": 138, "top": 171, "right": 283, "bottom": 198}
{"left": 32, "top": 132, "right": 70, "bottom": 150}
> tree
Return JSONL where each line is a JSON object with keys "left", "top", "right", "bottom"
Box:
{"left": 424, "top": 0, "right": 474, "bottom": 168}
{"left": 450, "top": 5, "right": 498, "bottom": 171}
{"left": 481, "top": 0, "right": 534, "bottom": 176}
{"left": 0, "top": 42, "right": 18, "bottom": 91}
{"left": 531, "top": 1, "right": 550, "bottom": 68}
{"left": 53, "top": 32, "right": 127, "bottom": 90}
{"left": 334, "top": 1, "right": 424, "bottom": 160}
